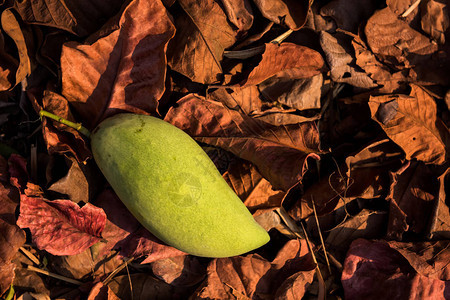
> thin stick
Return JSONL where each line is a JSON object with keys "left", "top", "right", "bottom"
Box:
{"left": 39, "top": 110, "right": 91, "bottom": 138}
{"left": 27, "top": 265, "right": 82, "bottom": 285}
{"left": 402, "top": 0, "right": 421, "bottom": 17}
{"left": 311, "top": 197, "right": 331, "bottom": 274}
{"left": 19, "top": 247, "right": 40, "bottom": 265}
{"left": 102, "top": 257, "right": 135, "bottom": 286}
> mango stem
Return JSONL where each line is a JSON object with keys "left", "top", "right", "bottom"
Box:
{"left": 39, "top": 110, "right": 91, "bottom": 138}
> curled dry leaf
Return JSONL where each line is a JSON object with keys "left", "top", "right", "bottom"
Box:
{"left": 165, "top": 94, "right": 321, "bottom": 191}
{"left": 87, "top": 282, "right": 120, "bottom": 300}
{"left": 151, "top": 255, "right": 206, "bottom": 287}
{"left": 252, "top": 0, "right": 310, "bottom": 30}
{"left": 14, "top": 0, "right": 125, "bottom": 37}
{"left": 0, "top": 30, "right": 18, "bottom": 91}
{"left": 61, "top": 0, "right": 175, "bottom": 129}
{"left": 220, "top": 0, "right": 254, "bottom": 35}
{"left": 17, "top": 196, "right": 107, "bottom": 256}
{"left": 168, "top": 0, "right": 236, "bottom": 84}
{"left": 319, "top": 31, "right": 377, "bottom": 89}
{"left": 342, "top": 239, "right": 450, "bottom": 299}
{"left": 194, "top": 239, "right": 315, "bottom": 299}
{"left": 420, "top": 0, "right": 449, "bottom": 44}
{"left": 369, "top": 85, "right": 449, "bottom": 165}
{"left": 242, "top": 43, "right": 326, "bottom": 87}
{"left": 387, "top": 161, "right": 440, "bottom": 240}
{"left": 429, "top": 167, "right": 450, "bottom": 239}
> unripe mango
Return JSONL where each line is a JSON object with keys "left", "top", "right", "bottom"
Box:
{"left": 91, "top": 114, "right": 269, "bottom": 257}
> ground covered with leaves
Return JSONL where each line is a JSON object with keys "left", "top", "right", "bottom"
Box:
{"left": 0, "top": 0, "right": 449, "bottom": 299}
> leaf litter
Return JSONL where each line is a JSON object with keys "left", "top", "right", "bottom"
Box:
{"left": 0, "top": 0, "right": 449, "bottom": 298}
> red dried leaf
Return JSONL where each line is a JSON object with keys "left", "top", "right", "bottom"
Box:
{"left": 17, "top": 196, "right": 106, "bottom": 255}
{"left": 342, "top": 239, "right": 450, "bottom": 299}
{"left": 165, "top": 94, "right": 321, "bottom": 191}
{"left": 243, "top": 43, "right": 326, "bottom": 86}
{"left": 369, "top": 85, "right": 449, "bottom": 165}
{"left": 167, "top": 0, "right": 236, "bottom": 84}
{"left": 61, "top": 0, "right": 175, "bottom": 129}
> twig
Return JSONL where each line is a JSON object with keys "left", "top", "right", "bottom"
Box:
{"left": 311, "top": 198, "right": 331, "bottom": 274}
{"left": 19, "top": 247, "right": 40, "bottom": 265}
{"left": 402, "top": 0, "right": 421, "bottom": 17}
{"left": 102, "top": 257, "right": 135, "bottom": 286}
{"left": 39, "top": 110, "right": 91, "bottom": 138}
{"left": 27, "top": 265, "right": 82, "bottom": 285}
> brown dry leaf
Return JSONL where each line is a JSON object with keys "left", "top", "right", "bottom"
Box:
{"left": 326, "top": 209, "right": 387, "bottom": 259}
{"left": 193, "top": 239, "right": 315, "bottom": 299}
{"left": 208, "top": 85, "right": 263, "bottom": 116}
{"left": 1, "top": 8, "right": 34, "bottom": 89}
{"left": 167, "top": 0, "right": 236, "bottom": 84}
{"left": 273, "top": 269, "right": 316, "bottom": 299}
{"left": 61, "top": 0, "right": 175, "bottom": 129}
{"left": 49, "top": 248, "right": 122, "bottom": 280}
{"left": 151, "top": 255, "right": 206, "bottom": 287}
{"left": 320, "top": 0, "right": 379, "bottom": 32}
{"left": 429, "top": 167, "right": 450, "bottom": 239}
{"left": 319, "top": 31, "right": 378, "bottom": 89}
{"left": 365, "top": 7, "right": 438, "bottom": 68}
{"left": 258, "top": 74, "right": 323, "bottom": 111}
{"left": 369, "top": 84, "right": 449, "bottom": 165}
{"left": 387, "top": 161, "right": 440, "bottom": 240}
{"left": 87, "top": 282, "right": 120, "bottom": 300}
{"left": 421, "top": 0, "right": 449, "bottom": 44}
{"left": 220, "top": 0, "right": 254, "bottom": 35}
{"left": 252, "top": 0, "right": 310, "bottom": 30}
{"left": 35, "top": 90, "right": 91, "bottom": 162}
{"left": 242, "top": 43, "right": 326, "bottom": 87}
{"left": 108, "top": 273, "right": 192, "bottom": 299}
{"left": 0, "top": 30, "right": 18, "bottom": 91}
{"left": 352, "top": 34, "right": 408, "bottom": 94}
{"left": 223, "top": 160, "right": 285, "bottom": 214}
{"left": 14, "top": 0, "right": 125, "bottom": 37}
{"left": 165, "top": 94, "right": 321, "bottom": 191}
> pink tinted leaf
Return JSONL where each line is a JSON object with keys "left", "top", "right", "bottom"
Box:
{"left": 17, "top": 196, "right": 106, "bottom": 256}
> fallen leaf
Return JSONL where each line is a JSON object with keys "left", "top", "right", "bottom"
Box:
{"left": 87, "top": 282, "right": 120, "bottom": 300}
{"left": 193, "top": 239, "right": 316, "bottom": 299}
{"left": 1, "top": 8, "right": 34, "bottom": 89}
{"left": 242, "top": 43, "right": 326, "bottom": 86}
{"left": 365, "top": 7, "right": 438, "bottom": 68}
{"left": 165, "top": 94, "right": 321, "bottom": 191}
{"left": 61, "top": 0, "right": 175, "bottom": 129}
{"left": 167, "top": 0, "right": 236, "bottom": 84}
{"left": 428, "top": 167, "right": 450, "bottom": 239}
{"left": 151, "top": 255, "right": 206, "bottom": 287}
{"left": 14, "top": 0, "right": 125, "bottom": 37}
{"left": 320, "top": 31, "right": 377, "bottom": 89}
{"left": 342, "top": 239, "right": 450, "bottom": 299}
{"left": 421, "top": 0, "right": 449, "bottom": 44}
{"left": 252, "top": 0, "right": 310, "bottom": 30}
{"left": 17, "top": 196, "right": 107, "bottom": 256}
{"left": 273, "top": 269, "right": 316, "bottom": 300}
{"left": 0, "top": 30, "right": 18, "bottom": 91}
{"left": 220, "top": 0, "right": 254, "bottom": 35}
{"left": 369, "top": 84, "right": 449, "bottom": 164}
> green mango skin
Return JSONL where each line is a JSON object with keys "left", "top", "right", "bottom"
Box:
{"left": 91, "top": 113, "right": 270, "bottom": 257}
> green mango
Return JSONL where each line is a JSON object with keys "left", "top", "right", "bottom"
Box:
{"left": 91, "top": 113, "right": 269, "bottom": 257}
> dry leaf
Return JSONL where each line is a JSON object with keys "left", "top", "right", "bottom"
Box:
{"left": 242, "top": 43, "right": 325, "bottom": 86}
{"left": 320, "top": 31, "right": 377, "bottom": 89}
{"left": 151, "top": 255, "right": 206, "bottom": 287}
{"left": 87, "top": 282, "right": 120, "bottom": 300}
{"left": 428, "top": 167, "right": 450, "bottom": 239}
{"left": 17, "top": 196, "right": 107, "bottom": 256}
{"left": 369, "top": 85, "right": 449, "bottom": 164}
{"left": 421, "top": 0, "right": 449, "bottom": 44}
{"left": 220, "top": 0, "right": 254, "bottom": 35}
{"left": 252, "top": 0, "right": 310, "bottom": 30}
{"left": 165, "top": 94, "right": 321, "bottom": 191}
{"left": 0, "top": 30, "right": 18, "bottom": 91}
{"left": 167, "top": 0, "right": 236, "bottom": 84}
{"left": 14, "top": 0, "right": 125, "bottom": 37}
{"left": 61, "top": 0, "right": 175, "bottom": 129}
